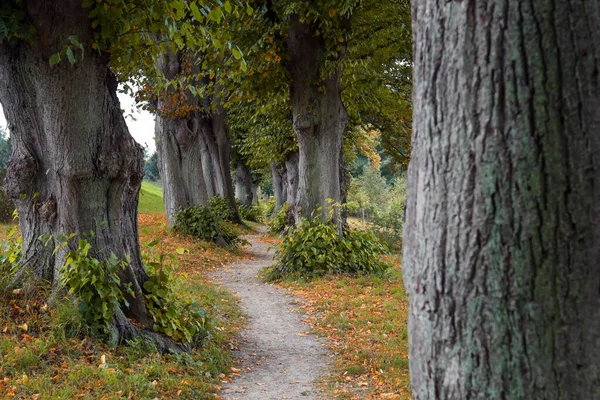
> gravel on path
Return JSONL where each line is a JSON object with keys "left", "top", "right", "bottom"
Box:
{"left": 209, "top": 229, "right": 330, "bottom": 400}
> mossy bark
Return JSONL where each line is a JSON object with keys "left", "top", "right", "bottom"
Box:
{"left": 404, "top": 0, "right": 600, "bottom": 398}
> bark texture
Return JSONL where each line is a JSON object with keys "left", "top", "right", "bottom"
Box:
{"left": 404, "top": 1, "right": 600, "bottom": 398}
{"left": 271, "top": 162, "right": 287, "bottom": 210}
{"left": 287, "top": 17, "right": 349, "bottom": 230}
{"left": 0, "top": 0, "right": 179, "bottom": 350}
{"left": 155, "top": 50, "right": 209, "bottom": 226}
{"left": 234, "top": 160, "right": 253, "bottom": 207}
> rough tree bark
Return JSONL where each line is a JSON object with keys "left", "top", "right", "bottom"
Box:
{"left": 212, "top": 105, "right": 242, "bottom": 223}
{"left": 284, "top": 151, "right": 299, "bottom": 210}
{"left": 286, "top": 16, "right": 350, "bottom": 231}
{"left": 0, "top": 0, "right": 180, "bottom": 350}
{"left": 155, "top": 50, "right": 209, "bottom": 226}
{"left": 404, "top": 1, "right": 600, "bottom": 398}
{"left": 234, "top": 160, "right": 253, "bottom": 207}
{"left": 271, "top": 162, "right": 287, "bottom": 210}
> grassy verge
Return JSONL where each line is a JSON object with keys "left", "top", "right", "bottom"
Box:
{"left": 277, "top": 257, "right": 411, "bottom": 400}
{"left": 139, "top": 181, "right": 166, "bottom": 215}
{"left": 0, "top": 213, "right": 246, "bottom": 399}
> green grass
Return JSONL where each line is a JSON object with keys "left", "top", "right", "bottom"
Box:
{"left": 139, "top": 181, "right": 165, "bottom": 215}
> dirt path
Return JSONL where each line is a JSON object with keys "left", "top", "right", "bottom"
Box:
{"left": 209, "top": 229, "right": 329, "bottom": 400}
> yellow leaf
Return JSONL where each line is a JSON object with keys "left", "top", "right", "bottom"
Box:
{"left": 17, "top": 323, "right": 27, "bottom": 331}
{"left": 329, "top": 9, "right": 336, "bottom": 17}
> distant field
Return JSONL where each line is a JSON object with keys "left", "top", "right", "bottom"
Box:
{"left": 139, "top": 180, "right": 165, "bottom": 215}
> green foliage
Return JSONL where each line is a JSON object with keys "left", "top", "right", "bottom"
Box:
{"left": 267, "top": 203, "right": 291, "bottom": 235}
{"left": 267, "top": 216, "right": 390, "bottom": 280}
{"left": 346, "top": 167, "right": 406, "bottom": 251}
{"left": 173, "top": 205, "right": 240, "bottom": 245}
{"left": 208, "top": 196, "right": 236, "bottom": 222}
{"left": 142, "top": 242, "right": 210, "bottom": 345}
{"left": 0, "top": 226, "right": 22, "bottom": 294}
{"left": 237, "top": 202, "right": 263, "bottom": 222}
{"left": 59, "top": 237, "right": 132, "bottom": 337}
{"left": 144, "top": 152, "right": 160, "bottom": 182}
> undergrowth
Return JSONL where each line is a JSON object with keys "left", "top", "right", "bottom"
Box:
{"left": 265, "top": 215, "right": 391, "bottom": 281}
{"left": 173, "top": 205, "right": 241, "bottom": 246}
{"left": 0, "top": 216, "right": 246, "bottom": 399}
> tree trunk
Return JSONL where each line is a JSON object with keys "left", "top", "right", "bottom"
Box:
{"left": 404, "top": 1, "right": 600, "bottom": 398}
{"left": 271, "top": 162, "right": 287, "bottom": 210}
{"left": 284, "top": 150, "right": 299, "bottom": 211}
{"left": 234, "top": 160, "right": 253, "bottom": 207}
{"left": 199, "top": 118, "right": 225, "bottom": 198}
{"left": 287, "top": 16, "right": 349, "bottom": 231}
{"left": 155, "top": 50, "right": 209, "bottom": 226}
{"left": 212, "top": 105, "right": 242, "bottom": 223}
{"left": 0, "top": 0, "right": 179, "bottom": 351}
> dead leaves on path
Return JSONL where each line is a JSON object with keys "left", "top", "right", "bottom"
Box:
{"left": 280, "top": 260, "right": 411, "bottom": 400}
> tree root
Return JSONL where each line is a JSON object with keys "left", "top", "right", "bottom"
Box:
{"left": 112, "top": 308, "right": 190, "bottom": 353}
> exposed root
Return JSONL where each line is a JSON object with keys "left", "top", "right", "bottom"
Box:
{"left": 112, "top": 308, "right": 190, "bottom": 353}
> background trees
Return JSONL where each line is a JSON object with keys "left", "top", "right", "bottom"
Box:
{"left": 404, "top": 0, "right": 600, "bottom": 398}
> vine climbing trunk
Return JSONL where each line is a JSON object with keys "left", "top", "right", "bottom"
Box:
{"left": 404, "top": 1, "right": 600, "bottom": 398}
{"left": 0, "top": 0, "right": 179, "bottom": 351}
{"left": 287, "top": 16, "right": 349, "bottom": 232}
{"left": 155, "top": 49, "right": 209, "bottom": 226}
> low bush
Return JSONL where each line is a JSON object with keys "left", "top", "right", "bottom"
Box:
{"left": 142, "top": 241, "right": 210, "bottom": 345}
{"left": 267, "top": 216, "right": 391, "bottom": 280}
{"left": 173, "top": 205, "right": 240, "bottom": 246}
{"left": 263, "top": 198, "right": 277, "bottom": 218}
{"left": 238, "top": 203, "right": 263, "bottom": 222}
{"left": 208, "top": 196, "right": 236, "bottom": 222}
{"left": 267, "top": 203, "right": 291, "bottom": 235}
{"left": 59, "top": 236, "right": 132, "bottom": 336}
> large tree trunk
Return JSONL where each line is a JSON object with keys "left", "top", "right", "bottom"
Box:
{"left": 287, "top": 17, "right": 349, "bottom": 231}
{"left": 234, "top": 160, "right": 253, "bottom": 207}
{"left": 404, "top": 1, "right": 600, "bottom": 398}
{"left": 155, "top": 50, "right": 209, "bottom": 226}
{"left": 271, "top": 162, "right": 287, "bottom": 210}
{"left": 0, "top": 0, "right": 179, "bottom": 351}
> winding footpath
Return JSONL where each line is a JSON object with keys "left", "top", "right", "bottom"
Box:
{"left": 209, "top": 228, "right": 330, "bottom": 400}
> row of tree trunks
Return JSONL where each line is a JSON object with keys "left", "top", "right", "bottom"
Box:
{"left": 405, "top": 0, "right": 600, "bottom": 398}
{"left": 0, "top": 0, "right": 178, "bottom": 349}
{"left": 270, "top": 150, "right": 301, "bottom": 213}
{"left": 154, "top": 54, "right": 241, "bottom": 225}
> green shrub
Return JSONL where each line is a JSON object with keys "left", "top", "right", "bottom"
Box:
{"left": 173, "top": 205, "right": 240, "bottom": 246}
{"left": 263, "top": 198, "right": 277, "bottom": 218}
{"left": 0, "top": 227, "right": 22, "bottom": 294}
{"left": 238, "top": 203, "right": 263, "bottom": 222}
{"left": 142, "top": 242, "right": 210, "bottom": 345}
{"left": 59, "top": 236, "right": 132, "bottom": 336}
{"left": 267, "top": 203, "right": 291, "bottom": 235}
{"left": 267, "top": 217, "right": 391, "bottom": 280}
{"left": 208, "top": 196, "right": 236, "bottom": 222}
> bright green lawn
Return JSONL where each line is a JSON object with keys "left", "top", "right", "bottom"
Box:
{"left": 139, "top": 181, "right": 165, "bottom": 215}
